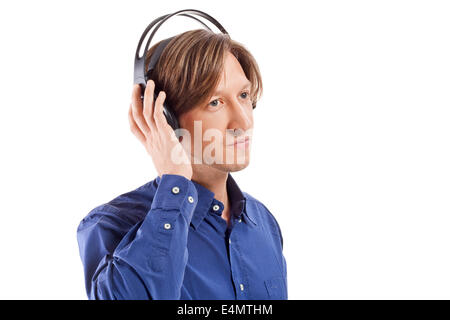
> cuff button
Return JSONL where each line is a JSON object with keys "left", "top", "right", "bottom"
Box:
{"left": 188, "top": 196, "right": 194, "bottom": 203}
{"left": 171, "top": 186, "right": 180, "bottom": 194}
{"left": 164, "top": 223, "right": 172, "bottom": 230}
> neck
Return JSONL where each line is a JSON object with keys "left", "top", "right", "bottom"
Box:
{"left": 191, "top": 165, "right": 231, "bottom": 225}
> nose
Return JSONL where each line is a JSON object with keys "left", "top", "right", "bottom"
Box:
{"left": 227, "top": 97, "right": 253, "bottom": 134}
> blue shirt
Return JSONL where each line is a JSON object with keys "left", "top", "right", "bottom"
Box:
{"left": 77, "top": 173, "right": 287, "bottom": 300}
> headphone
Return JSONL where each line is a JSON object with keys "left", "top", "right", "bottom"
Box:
{"left": 133, "top": 9, "right": 230, "bottom": 133}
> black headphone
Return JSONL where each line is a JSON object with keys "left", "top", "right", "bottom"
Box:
{"left": 133, "top": 9, "right": 230, "bottom": 133}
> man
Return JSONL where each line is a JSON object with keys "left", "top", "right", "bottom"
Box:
{"left": 77, "top": 29, "right": 287, "bottom": 299}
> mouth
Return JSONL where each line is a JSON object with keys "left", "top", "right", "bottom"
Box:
{"left": 227, "top": 136, "right": 250, "bottom": 147}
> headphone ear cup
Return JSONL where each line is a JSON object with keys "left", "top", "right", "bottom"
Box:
{"left": 151, "top": 83, "right": 180, "bottom": 133}
{"left": 139, "top": 83, "right": 146, "bottom": 101}
{"left": 162, "top": 102, "right": 180, "bottom": 133}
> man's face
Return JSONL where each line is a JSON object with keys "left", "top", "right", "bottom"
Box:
{"left": 178, "top": 51, "right": 254, "bottom": 172}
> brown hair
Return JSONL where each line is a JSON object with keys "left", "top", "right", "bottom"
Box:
{"left": 145, "top": 29, "right": 263, "bottom": 118}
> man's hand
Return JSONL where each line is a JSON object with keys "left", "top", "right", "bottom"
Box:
{"left": 128, "top": 80, "right": 193, "bottom": 180}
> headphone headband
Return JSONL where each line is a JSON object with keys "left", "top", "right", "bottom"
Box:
{"left": 134, "top": 9, "right": 228, "bottom": 87}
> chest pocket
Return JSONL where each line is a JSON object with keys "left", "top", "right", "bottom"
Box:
{"left": 264, "top": 276, "right": 287, "bottom": 300}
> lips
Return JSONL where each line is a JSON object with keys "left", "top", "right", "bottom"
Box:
{"left": 228, "top": 137, "right": 250, "bottom": 146}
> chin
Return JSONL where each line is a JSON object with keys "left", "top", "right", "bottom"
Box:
{"left": 199, "top": 144, "right": 252, "bottom": 172}
{"left": 211, "top": 161, "right": 250, "bottom": 173}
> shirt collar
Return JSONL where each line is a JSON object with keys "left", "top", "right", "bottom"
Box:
{"left": 167, "top": 173, "right": 257, "bottom": 229}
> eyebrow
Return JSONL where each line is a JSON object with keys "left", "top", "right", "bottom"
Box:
{"left": 212, "top": 80, "right": 251, "bottom": 96}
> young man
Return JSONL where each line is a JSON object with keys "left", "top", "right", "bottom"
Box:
{"left": 77, "top": 29, "right": 287, "bottom": 300}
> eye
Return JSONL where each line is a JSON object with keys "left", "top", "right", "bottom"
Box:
{"left": 208, "top": 99, "right": 220, "bottom": 107}
{"left": 240, "top": 91, "right": 250, "bottom": 99}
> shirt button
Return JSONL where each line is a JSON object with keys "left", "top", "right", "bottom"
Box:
{"left": 164, "top": 223, "right": 171, "bottom": 230}
{"left": 240, "top": 284, "right": 244, "bottom": 291}
{"left": 238, "top": 218, "right": 242, "bottom": 223}
{"left": 171, "top": 186, "right": 180, "bottom": 194}
{"left": 229, "top": 239, "right": 231, "bottom": 245}
{"left": 212, "top": 204, "right": 220, "bottom": 211}
{"left": 188, "top": 196, "right": 194, "bottom": 203}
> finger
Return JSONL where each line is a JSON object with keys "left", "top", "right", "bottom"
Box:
{"left": 128, "top": 103, "right": 146, "bottom": 144}
{"left": 154, "top": 91, "right": 179, "bottom": 142}
{"left": 143, "top": 80, "right": 156, "bottom": 131}
{"left": 131, "top": 84, "right": 150, "bottom": 135}
{"left": 153, "top": 90, "right": 170, "bottom": 132}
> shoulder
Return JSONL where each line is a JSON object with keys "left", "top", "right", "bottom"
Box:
{"left": 243, "top": 191, "right": 279, "bottom": 223}
{"left": 243, "top": 191, "right": 284, "bottom": 246}
{"left": 77, "top": 178, "right": 158, "bottom": 236}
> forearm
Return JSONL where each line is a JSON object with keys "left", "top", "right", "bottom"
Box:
{"left": 83, "top": 174, "right": 198, "bottom": 300}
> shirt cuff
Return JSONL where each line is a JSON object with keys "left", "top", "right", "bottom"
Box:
{"left": 150, "top": 174, "right": 198, "bottom": 218}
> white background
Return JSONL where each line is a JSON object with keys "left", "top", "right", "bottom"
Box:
{"left": 0, "top": 0, "right": 449, "bottom": 299}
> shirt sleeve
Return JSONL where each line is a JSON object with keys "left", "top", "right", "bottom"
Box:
{"left": 77, "top": 174, "right": 198, "bottom": 300}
